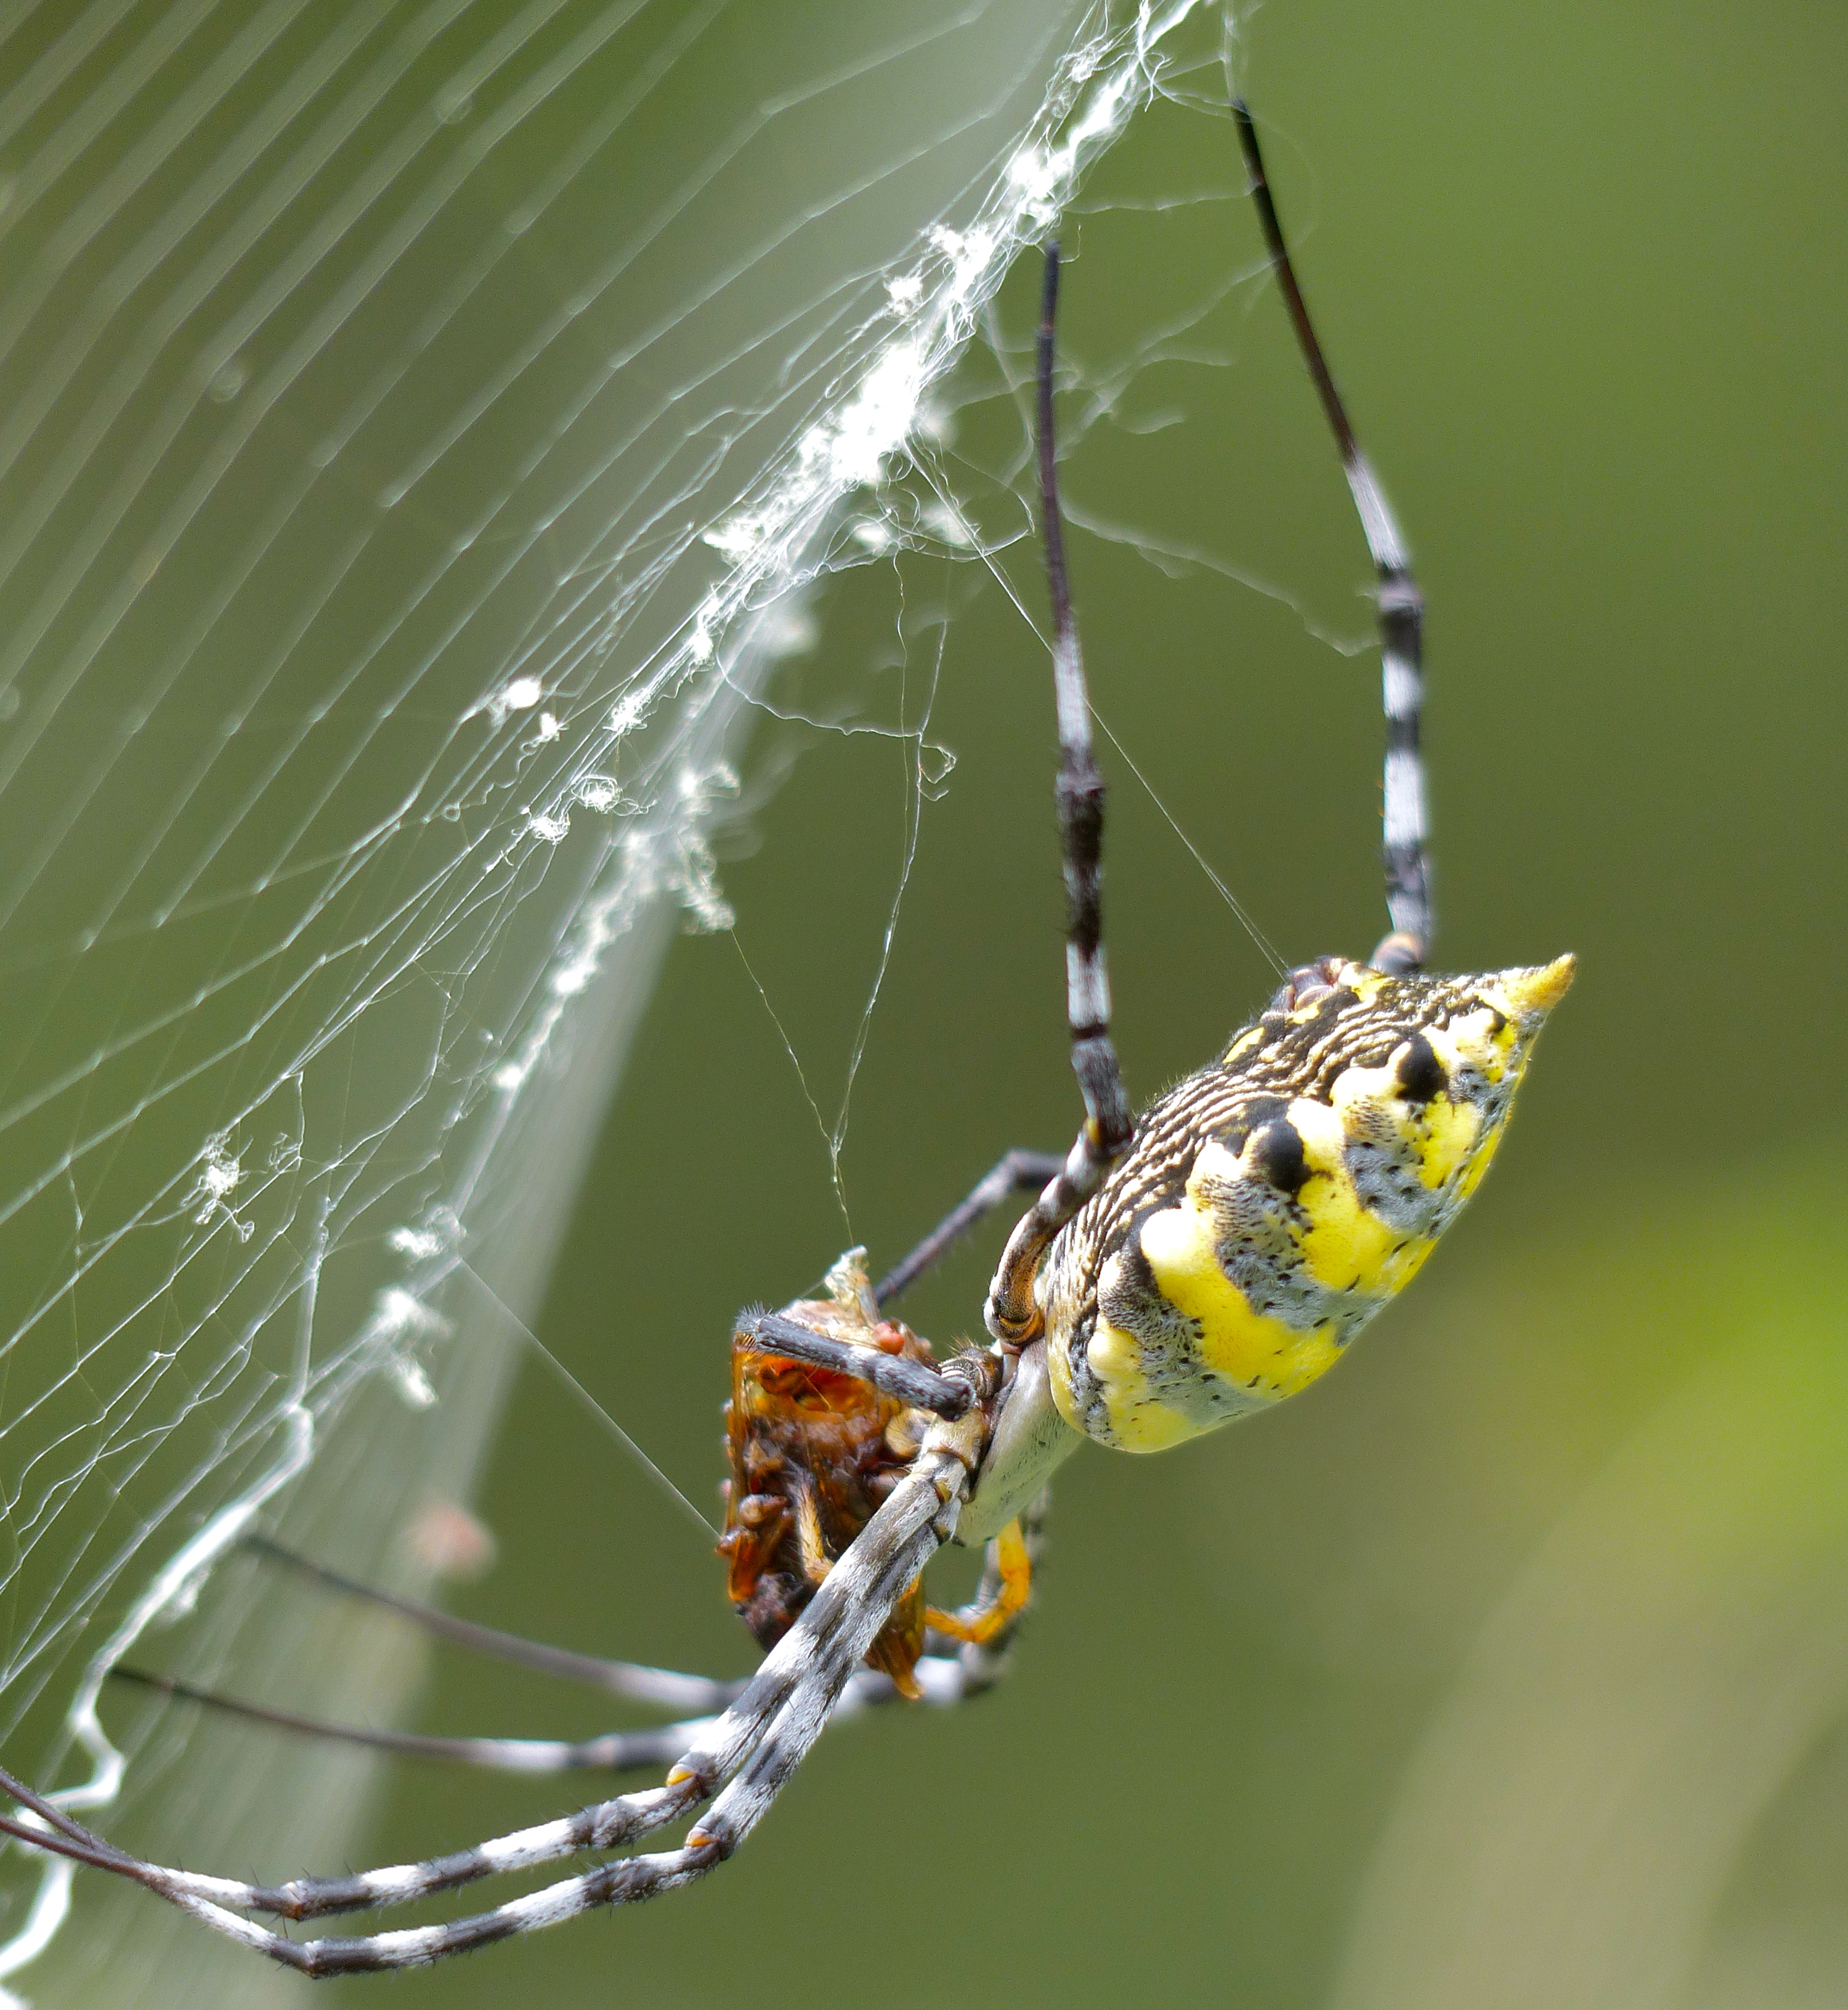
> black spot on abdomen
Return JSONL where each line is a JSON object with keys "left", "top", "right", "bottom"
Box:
{"left": 1395, "top": 1031, "right": 1446, "bottom": 1104}
{"left": 1247, "top": 1118, "right": 1309, "bottom": 1197}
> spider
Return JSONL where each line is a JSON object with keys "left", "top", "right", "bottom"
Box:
{"left": 0, "top": 103, "right": 1573, "bottom": 1976}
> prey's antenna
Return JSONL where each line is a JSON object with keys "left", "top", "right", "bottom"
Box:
{"left": 1233, "top": 100, "right": 1432, "bottom": 973}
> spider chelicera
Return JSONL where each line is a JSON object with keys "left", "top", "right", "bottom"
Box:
{"left": 0, "top": 103, "right": 1572, "bottom": 1975}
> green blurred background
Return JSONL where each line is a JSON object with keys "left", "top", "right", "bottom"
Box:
{"left": 12, "top": 0, "right": 1848, "bottom": 2003}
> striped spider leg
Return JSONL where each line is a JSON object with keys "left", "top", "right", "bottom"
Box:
{"left": 0, "top": 1376, "right": 1000, "bottom": 1975}
{"left": 0, "top": 106, "right": 1573, "bottom": 1974}
{"left": 111, "top": 1534, "right": 756, "bottom": 1781}
{"left": 721, "top": 1258, "right": 1039, "bottom": 1700}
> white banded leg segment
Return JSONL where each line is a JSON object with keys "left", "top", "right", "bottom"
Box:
{"left": 1382, "top": 744, "right": 1427, "bottom": 851}
{"left": 1233, "top": 100, "right": 1433, "bottom": 970}
{"left": 689, "top": 1440, "right": 976, "bottom": 1856}
{"left": 1066, "top": 928, "right": 1111, "bottom": 1034}
{"left": 167, "top": 1841, "right": 726, "bottom": 1975}
{"left": 987, "top": 246, "right": 1136, "bottom": 1343}
{"left": 166, "top": 1782, "right": 702, "bottom": 1922}
{"left": 675, "top": 1442, "right": 970, "bottom": 1815}
{"left": 1376, "top": 573, "right": 1430, "bottom": 963}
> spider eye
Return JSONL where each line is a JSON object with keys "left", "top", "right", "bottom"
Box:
{"left": 1394, "top": 1031, "right": 1446, "bottom": 1103}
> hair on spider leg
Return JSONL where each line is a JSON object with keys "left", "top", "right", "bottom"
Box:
{"left": 0, "top": 103, "right": 1572, "bottom": 1977}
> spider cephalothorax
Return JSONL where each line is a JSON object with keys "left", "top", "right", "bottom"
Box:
{"left": 1039, "top": 954, "right": 1574, "bottom": 1449}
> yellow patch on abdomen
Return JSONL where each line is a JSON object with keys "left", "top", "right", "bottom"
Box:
{"left": 1139, "top": 1197, "right": 1339, "bottom": 1396}
{"left": 1453, "top": 1120, "right": 1506, "bottom": 1200}
{"left": 1286, "top": 1100, "right": 1430, "bottom": 1298}
{"left": 1410, "top": 1088, "right": 1482, "bottom": 1191}
{"left": 1077, "top": 1318, "right": 1207, "bottom": 1451}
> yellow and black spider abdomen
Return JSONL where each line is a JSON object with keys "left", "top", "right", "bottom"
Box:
{"left": 1039, "top": 954, "right": 1574, "bottom": 1451}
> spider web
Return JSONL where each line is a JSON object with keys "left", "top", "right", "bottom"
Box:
{"left": 0, "top": 0, "right": 1226, "bottom": 1996}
